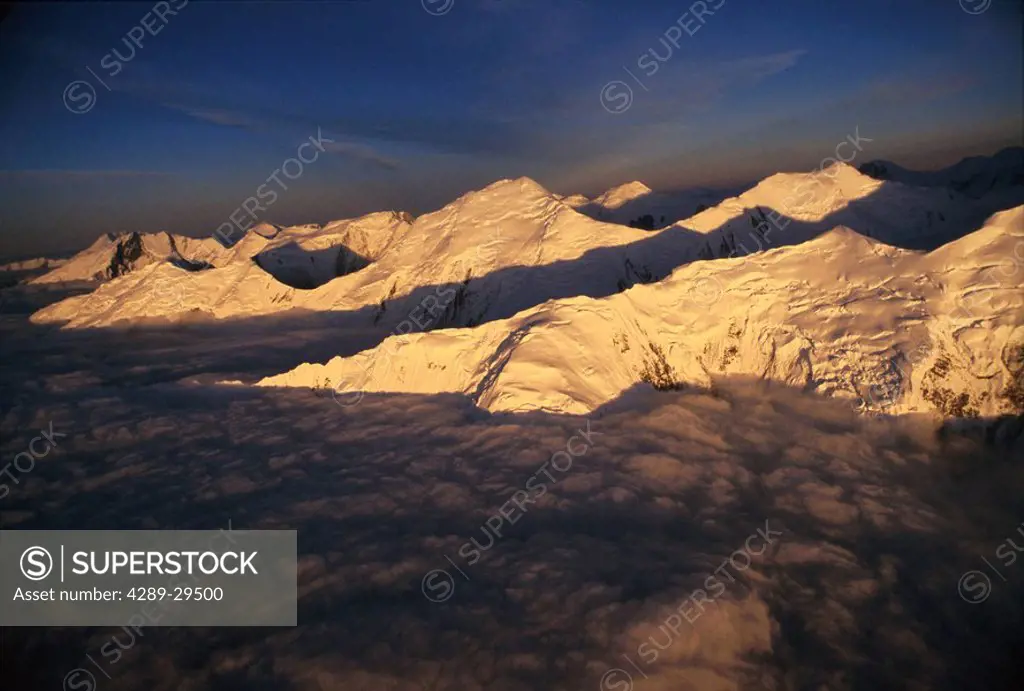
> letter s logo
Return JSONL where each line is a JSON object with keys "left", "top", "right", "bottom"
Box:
{"left": 420, "top": 569, "right": 455, "bottom": 603}
{"left": 20, "top": 546, "right": 53, "bottom": 581}
{"left": 63, "top": 669, "right": 97, "bottom": 691}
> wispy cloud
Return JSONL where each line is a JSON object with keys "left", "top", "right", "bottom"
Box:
{"left": 715, "top": 49, "right": 807, "bottom": 83}
{"left": 166, "top": 105, "right": 260, "bottom": 130}
{"left": 156, "top": 100, "right": 403, "bottom": 171}
{"left": 628, "top": 49, "right": 810, "bottom": 117}
{"left": 321, "top": 140, "right": 401, "bottom": 171}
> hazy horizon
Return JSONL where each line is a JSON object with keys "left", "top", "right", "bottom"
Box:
{"left": 1, "top": 0, "right": 1021, "bottom": 256}
{"left": 1, "top": 141, "right": 1020, "bottom": 260}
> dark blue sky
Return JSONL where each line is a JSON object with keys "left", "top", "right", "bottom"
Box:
{"left": 0, "top": 0, "right": 1020, "bottom": 256}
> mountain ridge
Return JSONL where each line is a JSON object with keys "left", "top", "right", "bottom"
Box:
{"left": 255, "top": 206, "right": 1024, "bottom": 419}
{"left": 30, "top": 163, "right": 1001, "bottom": 330}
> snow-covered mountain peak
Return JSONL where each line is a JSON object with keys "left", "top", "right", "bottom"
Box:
{"left": 470, "top": 175, "right": 554, "bottom": 199}
{"left": 745, "top": 163, "right": 881, "bottom": 216}
{"left": 249, "top": 221, "right": 282, "bottom": 238}
{"left": 593, "top": 181, "right": 654, "bottom": 209}
{"left": 674, "top": 159, "right": 1010, "bottom": 255}
{"left": 29, "top": 230, "right": 228, "bottom": 284}
{"left": 380, "top": 178, "right": 569, "bottom": 258}
{"left": 557, "top": 193, "right": 591, "bottom": 208}
{"left": 368, "top": 175, "right": 592, "bottom": 274}
{"left": 320, "top": 210, "right": 415, "bottom": 243}
{"left": 802, "top": 223, "right": 880, "bottom": 249}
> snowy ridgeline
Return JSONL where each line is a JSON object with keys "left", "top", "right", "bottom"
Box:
{"left": 257, "top": 206, "right": 1024, "bottom": 420}
{"left": 19, "top": 154, "right": 1024, "bottom": 421}
{"left": 30, "top": 157, "right": 1023, "bottom": 328}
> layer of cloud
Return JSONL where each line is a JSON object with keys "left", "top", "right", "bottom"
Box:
{"left": 2, "top": 311, "right": 1022, "bottom": 691}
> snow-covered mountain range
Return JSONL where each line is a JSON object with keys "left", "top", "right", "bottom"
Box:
{"left": 24, "top": 150, "right": 1024, "bottom": 423}
{"left": 256, "top": 206, "right": 1023, "bottom": 418}
{"left": 28, "top": 212, "right": 414, "bottom": 325}
{"left": 31, "top": 162, "right": 1005, "bottom": 330}
{"left": 24, "top": 211, "right": 416, "bottom": 291}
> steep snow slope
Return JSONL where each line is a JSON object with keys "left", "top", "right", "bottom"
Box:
{"left": 257, "top": 206, "right": 1024, "bottom": 418}
{"left": 32, "top": 167, "right": 993, "bottom": 330}
{"left": 860, "top": 146, "right": 1023, "bottom": 201}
